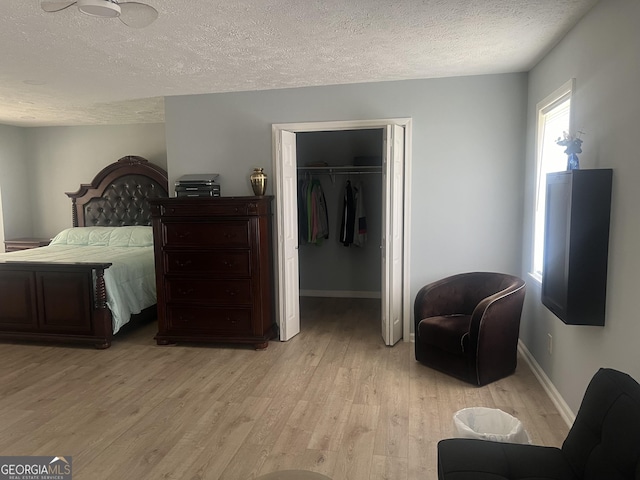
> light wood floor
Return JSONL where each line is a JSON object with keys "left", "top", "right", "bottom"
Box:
{"left": 0, "top": 297, "right": 569, "bottom": 480}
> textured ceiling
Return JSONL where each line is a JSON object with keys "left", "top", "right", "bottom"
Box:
{"left": 1, "top": 0, "right": 598, "bottom": 127}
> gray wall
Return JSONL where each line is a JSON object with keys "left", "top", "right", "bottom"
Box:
{"left": 521, "top": 0, "right": 640, "bottom": 413}
{"left": 0, "top": 124, "right": 31, "bottom": 248}
{"left": 23, "top": 123, "right": 167, "bottom": 238}
{"left": 165, "top": 74, "right": 528, "bottom": 316}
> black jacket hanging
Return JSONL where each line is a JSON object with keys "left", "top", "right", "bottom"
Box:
{"left": 340, "top": 180, "right": 356, "bottom": 246}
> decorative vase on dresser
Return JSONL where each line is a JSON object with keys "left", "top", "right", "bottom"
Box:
{"left": 149, "top": 196, "right": 276, "bottom": 349}
{"left": 250, "top": 168, "right": 267, "bottom": 196}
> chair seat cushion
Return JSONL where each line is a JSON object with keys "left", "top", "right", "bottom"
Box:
{"left": 438, "top": 438, "right": 578, "bottom": 480}
{"left": 418, "top": 314, "right": 471, "bottom": 355}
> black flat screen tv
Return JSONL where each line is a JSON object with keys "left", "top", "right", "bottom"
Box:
{"left": 541, "top": 169, "right": 612, "bottom": 326}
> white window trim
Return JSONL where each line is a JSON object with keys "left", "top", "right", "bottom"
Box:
{"left": 530, "top": 78, "right": 575, "bottom": 284}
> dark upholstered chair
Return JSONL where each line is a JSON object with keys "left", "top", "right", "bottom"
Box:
{"left": 437, "top": 368, "right": 640, "bottom": 480}
{"left": 414, "top": 272, "right": 526, "bottom": 386}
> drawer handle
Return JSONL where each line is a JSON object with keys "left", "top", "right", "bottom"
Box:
{"left": 226, "top": 317, "right": 237, "bottom": 325}
{"left": 177, "top": 288, "right": 195, "bottom": 295}
{"left": 176, "top": 259, "right": 193, "bottom": 267}
{"left": 222, "top": 261, "right": 234, "bottom": 268}
{"left": 223, "top": 233, "right": 235, "bottom": 239}
{"left": 226, "top": 289, "right": 236, "bottom": 297}
{"left": 177, "top": 232, "right": 192, "bottom": 239}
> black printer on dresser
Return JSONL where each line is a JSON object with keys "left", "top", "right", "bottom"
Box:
{"left": 174, "top": 174, "right": 221, "bottom": 197}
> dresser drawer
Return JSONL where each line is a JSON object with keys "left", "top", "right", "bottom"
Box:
{"left": 165, "top": 278, "right": 252, "bottom": 304}
{"left": 163, "top": 221, "right": 250, "bottom": 247}
{"left": 165, "top": 251, "right": 250, "bottom": 275}
{"left": 167, "top": 306, "right": 252, "bottom": 334}
{"left": 160, "top": 197, "right": 270, "bottom": 218}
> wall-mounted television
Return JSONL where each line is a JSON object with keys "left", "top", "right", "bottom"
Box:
{"left": 541, "top": 169, "right": 612, "bottom": 326}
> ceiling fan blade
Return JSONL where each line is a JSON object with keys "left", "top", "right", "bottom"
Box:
{"left": 118, "top": 2, "right": 158, "bottom": 28}
{"left": 41, "top": 0, "right": 77, "bottom": 12}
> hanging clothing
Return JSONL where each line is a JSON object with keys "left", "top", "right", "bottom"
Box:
{"left": 341, "top": 180, "right": 368, "bottom": 247}
{"left": 311, "top": 180, "right": 329, "bottom": 243}
{"left": 298, "top": 177, "right": 310, "bottom": 245}
{"left": 353, "top": 181, "right": 367, "bottom": 247}
{"left": 340, "top": 180, "right": 356, "bottom": 246}
{"left": 298, "top": 176, "right": 329, "bottom": 245}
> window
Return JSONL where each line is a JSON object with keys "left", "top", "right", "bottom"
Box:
{"left": 531, "top": 80, "right": 574, "bottom": 281}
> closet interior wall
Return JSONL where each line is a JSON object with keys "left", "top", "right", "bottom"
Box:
{"left": 296, "top": 129, "right": 383, "bottom": 298}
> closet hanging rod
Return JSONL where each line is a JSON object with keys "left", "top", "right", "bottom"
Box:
{"left": 297, "top": 165, "right": 382, "bottom": 183}
{"left": 298, "top": 170, "right": 380, "bottom": 175}
{"left": 297, "top": 165, "right": 382, "bottom": 174}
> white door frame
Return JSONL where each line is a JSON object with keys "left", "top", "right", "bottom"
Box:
{"left": 272, "top": 118, "right": 413, "bottom": 342}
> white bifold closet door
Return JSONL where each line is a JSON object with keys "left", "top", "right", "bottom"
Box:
{"left": 382, "top": 124, "right": 404, "bottom": 346}
{"left": 275, "top": 129, "right": 301, "bottom": 341}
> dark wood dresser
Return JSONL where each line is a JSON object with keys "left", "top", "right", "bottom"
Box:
{"left": 149, "top": 196, "right": 276, "bottom": 349}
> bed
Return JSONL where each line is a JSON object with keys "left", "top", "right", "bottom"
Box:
{"left": 0, "top": 155, "right": 168, "bottom": 348}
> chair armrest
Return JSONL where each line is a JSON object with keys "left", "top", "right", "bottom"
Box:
{"left": 468, "top": 283, "right": 526, "bottom": 357}
{"left": 469, "top": 282, "right": 526, "bottom": 336}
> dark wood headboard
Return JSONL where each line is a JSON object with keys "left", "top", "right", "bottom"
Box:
{"left": 65, "top": 155, "right": 169, "bottom": 227}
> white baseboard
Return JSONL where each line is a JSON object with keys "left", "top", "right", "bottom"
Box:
{"left": 518, "top": 339, "right": 575, "bottom": 428}
{"left": 299, "top": 290, "right": 381, "bottom": 299}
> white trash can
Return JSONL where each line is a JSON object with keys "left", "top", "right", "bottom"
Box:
{"left": 453, "top": 407, "right": 530, "bottom": 444}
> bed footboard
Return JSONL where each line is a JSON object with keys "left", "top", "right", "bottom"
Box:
{"left": 0, "top": 262, "right": 114, "bottom": 348}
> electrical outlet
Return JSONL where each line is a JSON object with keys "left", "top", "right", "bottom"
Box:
{"left": 547, "top": 333, "right": 553, "bottom": 355}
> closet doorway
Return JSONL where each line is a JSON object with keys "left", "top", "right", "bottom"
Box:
{"left": 272, "top": 119, "right": 412, "bottom": 346}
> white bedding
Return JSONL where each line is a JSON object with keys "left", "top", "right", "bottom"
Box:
{"left": 0, "top": 226, "right": 156, "bottom": 334}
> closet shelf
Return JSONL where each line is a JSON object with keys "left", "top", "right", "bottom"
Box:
{"left": 297, "top": 165, "right": 382, "bottom": 183}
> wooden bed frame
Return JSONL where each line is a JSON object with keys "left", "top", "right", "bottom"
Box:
{"left": 0, "top": 156, "right": 168, "bottom": 349}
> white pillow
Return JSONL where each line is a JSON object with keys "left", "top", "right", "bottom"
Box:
{"left": 50, "top": 226, "right": 154, "bottom": 247}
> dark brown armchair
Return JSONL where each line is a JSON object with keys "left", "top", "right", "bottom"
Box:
{"left": 438, "top": 368, "right": 640, "bottom": 480}
{"left": 414, "top": 272, "right": 526, "bottom": 386}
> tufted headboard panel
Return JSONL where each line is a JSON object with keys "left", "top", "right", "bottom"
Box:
{"left": 66, "top": 156, "right": 169, "bottom": 227}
